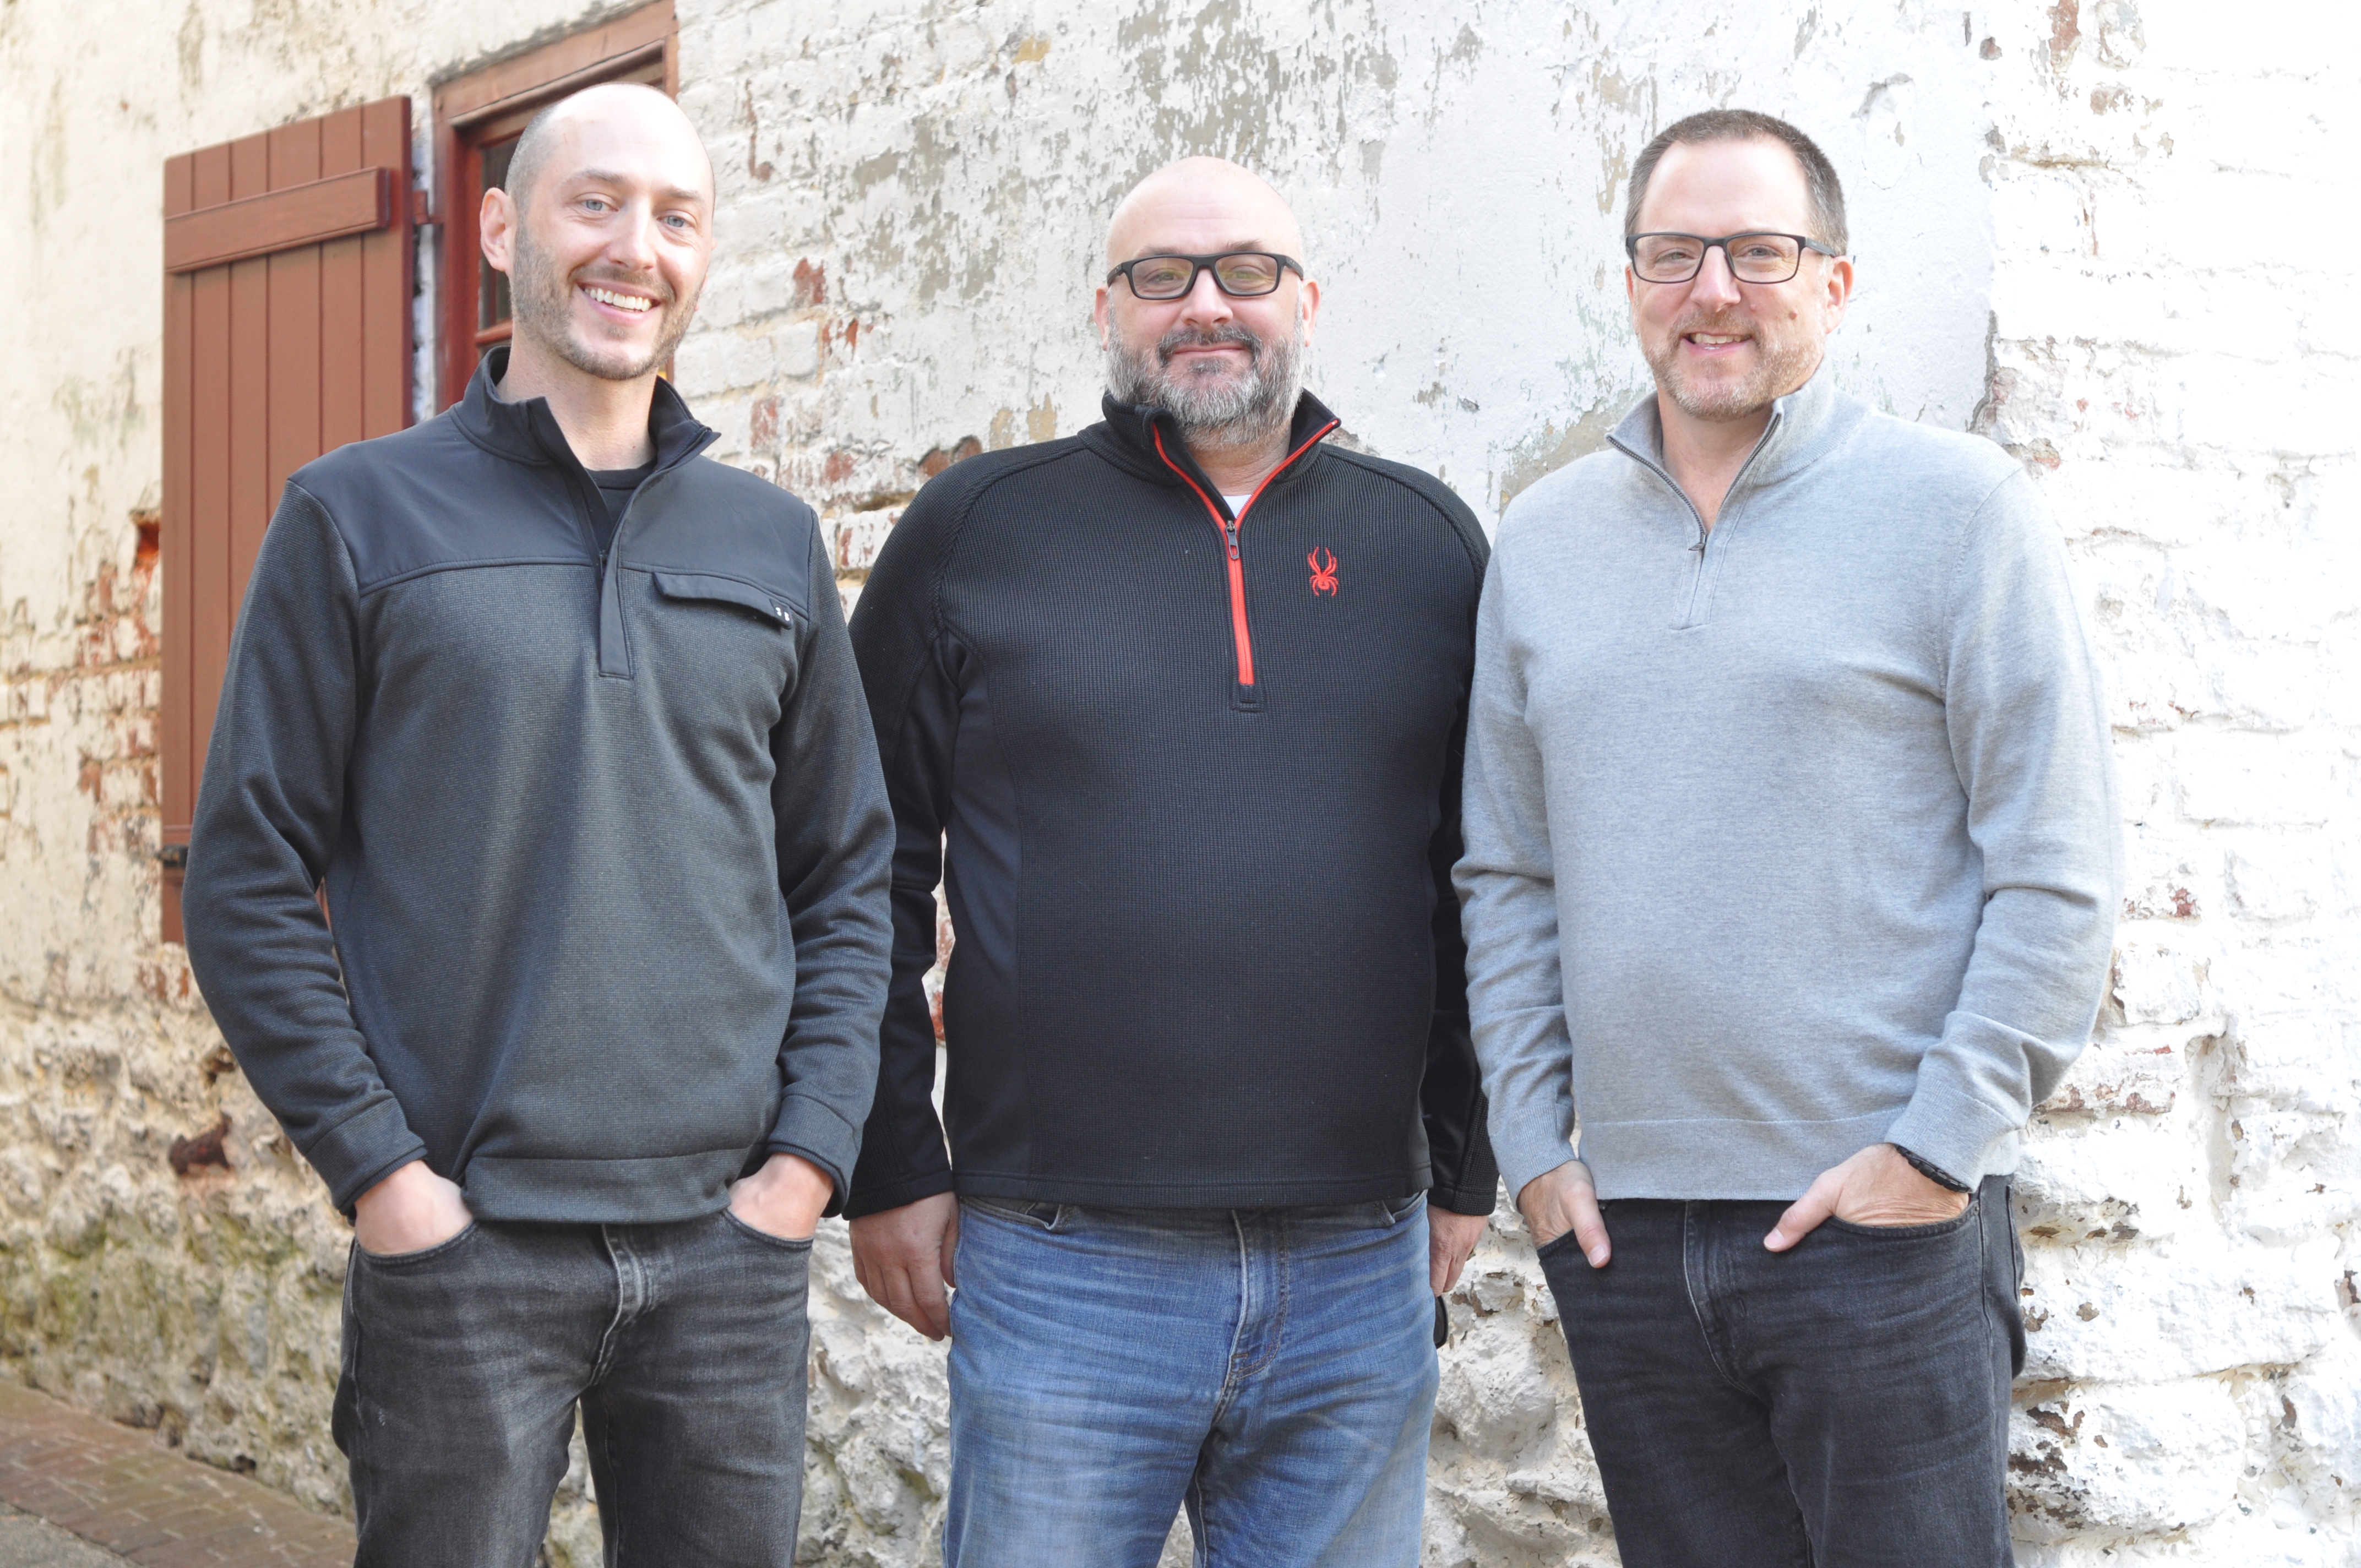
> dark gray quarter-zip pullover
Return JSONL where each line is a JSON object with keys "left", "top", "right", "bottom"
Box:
{"left": 184, "top": 351, "right": 894, "bottom": 1223}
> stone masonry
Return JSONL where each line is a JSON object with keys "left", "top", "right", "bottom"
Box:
{"left": 2, "top": 1, "right": 2354, "bottom": 1564}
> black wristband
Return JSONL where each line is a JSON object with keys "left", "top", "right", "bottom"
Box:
{"left": 1892, "top": 1145, "right": 1971, "bottom": 1193}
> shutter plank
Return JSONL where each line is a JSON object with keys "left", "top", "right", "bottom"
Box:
{"left": 318, "top": 108, "right": 367, "bottom": 451}
{"left": 163, "top": 166, "right": 393, "bottom": 274}
{"left": 360, "top": 97, "right": 412, "bottom": 437}
{"left": 226, "top": 133, "right": 271, "bottom": 636}
{"left": 187, "top": 145, "right": 235, "bottom": 827}
{"left": 161, "top": 155, "right": 197, "bottom": 941}
{"left": 266, "top": 120, "right": 323, "bottom": 515}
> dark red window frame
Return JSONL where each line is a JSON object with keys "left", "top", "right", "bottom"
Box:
{"left": 431, "top": 0, "right": 678, "bottom": 409}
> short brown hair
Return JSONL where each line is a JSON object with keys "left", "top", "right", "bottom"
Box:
{"left": 1623, "top": 110, "right": 1848, "bottom": 255}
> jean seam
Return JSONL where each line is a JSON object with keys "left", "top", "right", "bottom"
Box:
{"left": 1234, "top": 1215, "right": 1291, "bottom": 1380}
{"left": 1682, "top": 1204, "right": 1749, "bottom": 1397}
{"left": 1210, "top": 1213, "right": 1254, "bottom": 1425}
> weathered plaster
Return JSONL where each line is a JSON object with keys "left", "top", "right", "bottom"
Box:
{"left": 1, "top": 1, "right": 2354, "bottom": 1564}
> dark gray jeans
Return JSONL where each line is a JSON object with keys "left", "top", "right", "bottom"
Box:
{"left": 333, "top": 1211, "right": 812, "bottom": 1567}
{"left": 1538, "top": 1175, "right": 2023, "bottom": 1568}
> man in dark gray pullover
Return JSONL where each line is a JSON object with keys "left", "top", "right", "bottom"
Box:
{"left": 1456, "top": 111, "right": 2118, "bottom": 1565}
{"left": 182, "top": 85, "right": 892, "bottom": 1566}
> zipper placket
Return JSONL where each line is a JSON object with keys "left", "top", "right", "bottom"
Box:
{"left": 1152, "top": 419, "right": 1339, "bottom": 694}
{"left": 1611, "top": 407, "right": 1784, "bottom": 629}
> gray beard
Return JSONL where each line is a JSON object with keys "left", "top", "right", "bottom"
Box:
{"left": 508, "top": 220, "right": 698, "bottom": 382}
{"left": 1105, "top": 320, "right": 1303, "bottom": 450}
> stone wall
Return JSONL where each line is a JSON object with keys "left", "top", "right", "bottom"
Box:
{"left": 1, "top": 1, "right": 2354, "bottom": 1564}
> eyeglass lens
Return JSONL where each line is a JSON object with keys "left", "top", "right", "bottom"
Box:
{"left": 1631, "top": 233, "right": 1805, "bottom": 284}
{"left": 1128, "top": 254, "right": 1286, "bottom": 299}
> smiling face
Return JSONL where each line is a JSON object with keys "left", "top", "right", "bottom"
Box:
{"left": 1094, "top": 157, "right": 1322, "bottom": 449}
{"left": 1626, "top": 135, "right": 1852, "bottom": 426}
{"left": 481, "top": 84, "right": 716, "bottom": 385}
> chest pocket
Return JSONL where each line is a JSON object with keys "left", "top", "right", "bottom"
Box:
{"left": 654, "top": 571, "right": 802, "bottom": 628}
{"left": 643, "top": 571, "right": 805, "bottom": 718}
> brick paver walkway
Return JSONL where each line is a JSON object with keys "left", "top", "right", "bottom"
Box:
{"left": 0, "top": 1381, "right": 350, "bottom": 1567}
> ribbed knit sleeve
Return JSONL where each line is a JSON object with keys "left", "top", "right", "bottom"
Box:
{"left": 842, "top": 483, "right": 964, "bottom": 1218}
{"left": 1882, "top": 470, "right": 2121, "bottom": 1183}
{"left": 760, "top": 521, "right": 896, "bottom": 1213}
{"left": 183, "top": 483, "right": 429, "bottom": 1214}
{"left": 1453, "top": 535, "right": 1581, "bottom": 1206}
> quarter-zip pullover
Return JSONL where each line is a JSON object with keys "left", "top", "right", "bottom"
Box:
{"left": 183, "top": 351, "right": 895, "bottom": 1223}
{"left": 845, "top": 392, "right": 1500, "bottom": 1217}
{"left": 1456, "top": 372, "right": 2120, "bottom": 1204}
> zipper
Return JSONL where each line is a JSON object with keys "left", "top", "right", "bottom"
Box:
{"left": 1152, "top": 418, "right": 1339, "bottom": 693}
{"left": 1609, "top": 406, "right": 1784, "bottom": 630}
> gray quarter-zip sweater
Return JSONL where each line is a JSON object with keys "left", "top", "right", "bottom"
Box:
{"left": 183, "top": 352, "right": 894, "bottom": 1223}
{"left": 1455, "top": 370, "right": 2119, "bottom": 1203}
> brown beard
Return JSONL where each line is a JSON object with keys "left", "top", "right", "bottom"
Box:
{"left": 1643, "top": 309, "right": 1821, "bottom": 422}
{"left": 509, "top": 220, "right": 699, "bottom": 382}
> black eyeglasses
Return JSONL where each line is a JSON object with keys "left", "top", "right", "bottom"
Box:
{"left": 1625, "top": 232, "right": 1840, "bottom": 285}
{"left": 1107, "top": 252, "right": 1304, "bottom": 300}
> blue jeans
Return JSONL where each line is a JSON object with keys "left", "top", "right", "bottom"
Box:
{"left": 944, "top": 1195, "right": 1438, "bottom": 1568}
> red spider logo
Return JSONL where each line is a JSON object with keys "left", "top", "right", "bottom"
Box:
{"left": 1307, "top": 547, "right": 1340, "bottom": 596}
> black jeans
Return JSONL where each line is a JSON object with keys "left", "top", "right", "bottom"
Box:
{"left": 1538, "top": 1175, "right": 2023, "bottom": 1568}
{"left": 334, "top": 1211, "right": 812, "bottom": 1567}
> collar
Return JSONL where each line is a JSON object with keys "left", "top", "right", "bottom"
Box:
{"left": 1606, "top": 364, "right": 1863, "bottom": 499}
{"left": 1092, "top": 388, "right": 1343, "bottom": 497}
{"left": 452, "top": 345, "right": 719, "bottom": 476}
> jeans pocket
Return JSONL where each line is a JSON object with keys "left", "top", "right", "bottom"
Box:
{"left": 964, "top": 1196, "right": 1064, "bottom": 1231}
{"left": 1823, "top": 1196, "right": 1980, "bottom": 1240}
{"left": 1380, "top": 1192, "right": 1428, "bottom": 1226}
{"left": 1534, "top": 1228, "right": 1585, "bottom": 1261}
{"left": 352, "top": 1220, "right": 481, "bottom": 1268}
{"left": 722, "top": 1209, "right": 816, "bottom": 1253}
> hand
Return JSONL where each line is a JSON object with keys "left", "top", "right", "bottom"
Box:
{"left": 353, "top": 1160, "right": 473, "bottom": 1257}
{"left": 1764, "top": 1143, "right": 1971, "bottom": 1251}
{"left": 1517, "top": 1159, "right": 1611, "bottom": 1268}
{"left": 728, "top": 1152, "right": 835, "bottom": 1241}
{"left": 1429, "top": 1206, "right": 1489, "bottom": 1294}
{"left": 849, "top": 1193, "right": 960, "bottom": 1341}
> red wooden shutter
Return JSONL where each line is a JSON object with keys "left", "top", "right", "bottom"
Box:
{"left": 160, "top": 99, "right": 414, "bottom": 942}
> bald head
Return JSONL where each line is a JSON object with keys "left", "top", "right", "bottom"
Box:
{"left": 1105, "top": 156, "right": 1304, "bottom": 271}
{"left": 505, "top": 81, "right": 714, "bottom": 217}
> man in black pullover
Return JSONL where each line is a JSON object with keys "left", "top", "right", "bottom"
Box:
{"left": 182, "top": 85, "right": 891, "bottom": 1565}
{"left": 846, "top": 157, "right": 1496, "bottom": 1567}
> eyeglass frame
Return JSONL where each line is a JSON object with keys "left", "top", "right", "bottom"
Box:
{"left": 1623, "top": 231, "right": 1842, "bottom": 286}
{"left": 1106, "top": 251, "right": 1307, "bottom": 300}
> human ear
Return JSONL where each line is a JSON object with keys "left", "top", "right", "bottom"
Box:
{"left": 480, "top": 186, "right": 519, "bottom": 277}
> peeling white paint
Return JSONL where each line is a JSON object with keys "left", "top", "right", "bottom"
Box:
{"left": 1, "top": 1, "right": 2355, "bottom": 1564}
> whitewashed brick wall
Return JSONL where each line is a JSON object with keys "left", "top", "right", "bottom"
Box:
{"left": 1, "top": 1, "right": 2352, "bottom": 1562}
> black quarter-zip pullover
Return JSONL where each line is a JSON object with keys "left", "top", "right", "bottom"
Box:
{"left": 845, "top": 392, "right": 1499, "bottom": 1218}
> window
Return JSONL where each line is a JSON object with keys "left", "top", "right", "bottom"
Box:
{"left": 158, "top": 99, "right": 416, "bottom": 940}
{"left": 430, "top": 0, "right": 679, "bottom": 407}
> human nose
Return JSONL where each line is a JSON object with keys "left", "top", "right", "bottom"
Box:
{"left": 606, "top": 201, "right": 661, "bottom": 273}
{"left": 1688, "top": 242, "right": 1743, "bottom": 307}
{"left": 1176, "top": 263, "right": 1234, "bottom": 325}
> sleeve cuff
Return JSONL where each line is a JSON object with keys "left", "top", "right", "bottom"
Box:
{"left": 842, "top": 1166, "right": 955, "bottom": 1220}
{"left": 1491, "top": 1123, "right": 1581, "bottom": 1212}
{"left": 310, "top": 1098, "right": 429, "bottom": 1216}
{"left": 1428, "top": 1177, "right": 1503, "bottom": 1217}
{"left": 765, "top": 1093, "right": 863, "bottom": 1217}
{"left": 1883, "top": 1084, "right": 2020, "bottom": 1190}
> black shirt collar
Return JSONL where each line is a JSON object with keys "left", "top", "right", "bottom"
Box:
{"left": 1094, "top": 388, "right": 1342, "bottom": 496}
{"left": 453, "top": 346, "right": 718, "bottom": 476}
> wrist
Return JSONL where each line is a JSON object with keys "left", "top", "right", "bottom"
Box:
{"left": 1890, "top": 1144, "right": 1970, "bottom": 1193}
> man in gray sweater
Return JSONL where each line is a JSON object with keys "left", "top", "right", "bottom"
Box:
{"left": 1456, "top": 109, "right": 2118, "bottom": 1565}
